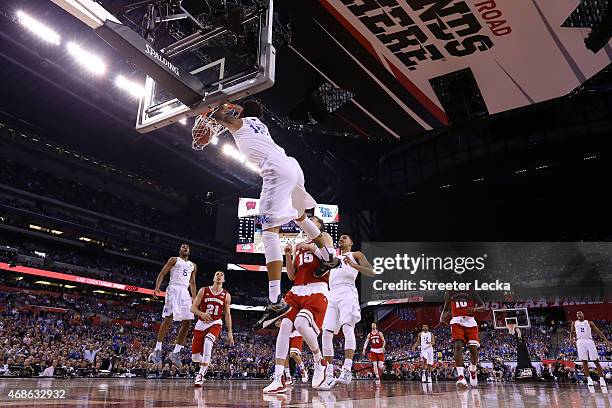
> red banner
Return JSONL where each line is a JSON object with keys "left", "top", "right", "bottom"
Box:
{"left": 0, "top": 262, "right": 164, "bottom": 297}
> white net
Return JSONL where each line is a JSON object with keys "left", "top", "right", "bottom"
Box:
{"left": 191, "top": 111, "right": 225, "bottom": 150}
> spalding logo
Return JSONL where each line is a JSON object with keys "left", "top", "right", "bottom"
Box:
{"left": 145, "top": 44, "right": 180, "bottom": 76}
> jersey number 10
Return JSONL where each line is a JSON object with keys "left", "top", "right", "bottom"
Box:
{"left": 455, "top": 301, "right": 468, "bottom": 308}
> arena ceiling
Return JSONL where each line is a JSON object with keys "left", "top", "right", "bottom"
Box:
{"left": 0, "top": 0, "right": 610, "bottom": 203}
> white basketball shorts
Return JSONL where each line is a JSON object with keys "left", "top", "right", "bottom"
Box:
{"left": 420, "top": 347, "right": 434, "bottom": 365}
{"left": 577, "top": 339, "right": 599, "bottom": 361}
{"left": 162, "top": 284, "right": 194, "bottom": 321}
{"left": 322, "top": 286, "right": 361, "bottom": 334}
{"left": 259, "top": 156, "right": 317, "bottom": 230}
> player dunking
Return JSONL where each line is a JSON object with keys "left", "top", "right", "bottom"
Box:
{"left": 190, "top": 271, "right": 234, "bottom": 387}
{"left": 411, "top": 324, "right": 435, "bottom": 383}
{"left": 440, "top": 291, "right": 485, "bottom": 388}
{"left": 362, "top": 323, "right": 386, "bottom": 382}
{"left": 322, "top": 234, "right": 375, "bottom": 387}
{"left": 209, "top": 101, "right": 340, "bottom": 328}
{"left": 570, "top": 311, "right": 609, "bottom": 387}
{"left": 151, "top": 243, "right": 197, "bottom": 367}
{"left": 264, "top": 216, "right": 333, "bottom": 393}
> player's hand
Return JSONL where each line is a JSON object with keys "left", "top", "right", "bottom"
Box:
{"left": 284, "top": 245, "right": 293, "bottom": 255}
{"left": 344, "top": 257, "right": 358, "bottom": 268}
{"left": 199, "top": 312, "right": 213, "bottom": 322}
{"left": 153, "top": 288, "right": 161, "bottom": 298}
{"left": 227, "top": 332, "right": 235, "bottom": 346}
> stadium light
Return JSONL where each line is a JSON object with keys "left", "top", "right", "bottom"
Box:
{"left": 115, "top": 75, "right": 144, "bottom": 98}
{"left": 16, "top": 11, "right": 61, "bottom": 46}
{"left": 210, "top": 135, "right": 219, "bottom": 145}
{"left": 67, "top": 42, "right": 106, "bottom": 75}
{"left": 222, "top": 144, "right": 259, "bottom": 172}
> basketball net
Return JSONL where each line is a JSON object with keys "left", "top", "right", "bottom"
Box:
{"left": 191, "top": 110, "right": 225, "bottom": 150}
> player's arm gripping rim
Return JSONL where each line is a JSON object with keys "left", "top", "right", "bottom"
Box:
{"left": 411, "top": 332, "right": 421, "bottom": 352}
{"left": 190, "top": 288, "right": 213, "bottom": 322}
{"left": 362, "top": 333, "right": 370, "bottom": 356}
{"left": 285, "top": 245, "right": 296, "bottom": 281}
{"left": 190, "top": 263, "right": 198, "bottom": 300}
{"left": 589, "top": 321, "right": 611, "bottom": 345}
{"left": 154, "top": 257, "right": 177, "bottom": 297}
{"left": 225, "top": 292, "right": 235, "bottom": 346}
{"left": 344, "top": 251, "right": 376, "bottom": 277}
{"left": 212, "top": 104, "right": 243, "bottom": 133}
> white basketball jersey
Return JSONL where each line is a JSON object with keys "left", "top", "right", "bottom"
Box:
{"left": 329, "top": 252, "right": 359, "bottom": 290}
{"left": 575, "top": 320, "right": 593, "bottom": 341}
{"left": 169, "top": 257, "right": 194, "bottom": 287}
{"left": 421, "top": 331, "right": 433, "bottom": 349}
{"left": 231, "top": 117, "right": 287, "bottom": 167}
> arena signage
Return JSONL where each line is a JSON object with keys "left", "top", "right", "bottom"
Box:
{"left": 322, "top": 0, "right": 612, "bottom": 115}
{"left": 0, "top": 262, "right": 163, "bottom": 297}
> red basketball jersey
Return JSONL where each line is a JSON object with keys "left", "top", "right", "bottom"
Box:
{"left": 293, "top": 243, "right": 328, "bottom": 286}
{"left": 450, "top": 292, "right": 477, "bottom": 317}
{"left": 198, "top": 286, "right": 227, "bottom": 321}
{"left": 369, "top": 330, "right": 384, "bottom": 348}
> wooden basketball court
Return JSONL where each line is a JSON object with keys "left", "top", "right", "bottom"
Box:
{"left": 0, "top": 378, "right": 610, "bottom": 407}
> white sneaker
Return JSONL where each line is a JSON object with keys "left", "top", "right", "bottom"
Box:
{"left": 469, "top": 370, "right": 478, "bottom": 387}
{"left": 317, "top": 375, "right": 336, "bottom": 390}
{"left": 194, "top": 373, "right": 204, "bottom": 387}
{"left": 600, "top": 378, "right": 607, "bottom": 387}
{"left": 456, "top": 376, "right": 468, "bottom": 388}
{"left": 312, "top": 361, "right": 328, "bottom": 389}
{"left": 285, "top": 375, "right": 293, "bottom": 386}
{"left": 301, "top": 368, "right": 309, "bottom": 383}
{"left": 263, "top": 375, "right": 287, "bottom": 394}
{"left": 335, "top": 368, "right": 352, "bottom": 385}
{"left": 587, "top": 377, "right": 594, "bottom": 386}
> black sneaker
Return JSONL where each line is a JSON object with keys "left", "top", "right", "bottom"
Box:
{"left": 313, "top": 256, "right": 341, "bottom": 278}
{"left": 255, "top": 295, "right": 291, "bottom": 329}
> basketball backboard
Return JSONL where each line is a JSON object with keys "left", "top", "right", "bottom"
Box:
{"left": 493, "top": 308, "right": 530, "bottom": 330}
{"left": 50, "top": 0, "right": 275, "bottom": 133}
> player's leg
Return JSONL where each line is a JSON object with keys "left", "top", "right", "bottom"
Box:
{"left": 168, "top": 319, "right": 191, "bottom": 368}
{"left": 191, "top": 329, "right": 206, "bottom": 387}
{"left": 377, "top": 359, "right": 385, "bottom": 381}
{"left": 594, "top": 360, "right": 606, "bottom": 387}
{"left": 337, "top": 323, "right": 356, "bottom": 384}
{"left": 151, "top": 315, "right": 173, "bottom": 364}
{"left": 264, "top": 317, "right": 293, "bottom": 393}
{"left": 320, "top": 302, "right": 340, "bottom": 388}
{"left": 283, "top": 356, "right": 293, "bottom": 385}
{"left": 420, "top": 357, "right": 427, "bottom": 382}
{"left": 452, "top": 324, "right": 468, "bottom": 387}
{"left": 290, "top": 350, "right": 308, "bottom": 383}
{"left": 467, "top": 344, "right": 479, "bottom": 386}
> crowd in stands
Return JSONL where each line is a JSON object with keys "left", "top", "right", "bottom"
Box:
{"left": 0, "top": 278, "right": 610, "bottom": 382}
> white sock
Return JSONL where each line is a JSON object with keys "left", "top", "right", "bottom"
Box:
{"left": 313, "top": 351, "right": 322, "bottom": 363}
{"left": 457, "top": 366, "right": 464, "bottom": 377}
{"left": 274, "top": 364, "right": 285, "bottom": 377}
{"left": 285, "top": 368, "right": 291, "bottom": 377}
{"left": 269, "top": 280, "right": 281, "bottom": 303}
{"left": 155, "top": 341, "right": 162, "bottom": 351}
{"left": 342, "top": 358, "right": 353, "bottom": 370}
{"left": 470, "top": 364, "right": 477, "bottom": 373}
{"left": 173, "top": 344, "right": 183, "bottom": 353}
{"left": 199, "top": 365, "right": 207, "bottom": 375}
